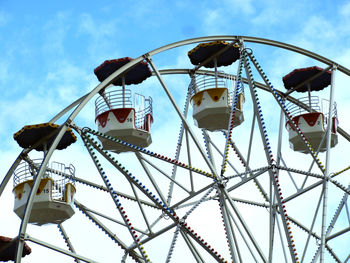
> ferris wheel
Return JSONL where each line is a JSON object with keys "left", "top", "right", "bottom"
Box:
{"left": 1, "top": 36, "right": 350, "bottom": 263}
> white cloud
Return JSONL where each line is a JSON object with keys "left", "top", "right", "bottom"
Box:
{"left": 251, "top": 3, "right": 291, "bottom": 26}
{"left": 0, "top": 59, "right": 10, "bottom": 85}
{"left": 0, "top": 91, "right": 61, "bottom": 135}
{"left": 0, "top": 11, "right": 10, "bottom": 27}
{"left": 223, "top": 0, "right": 255, "bottom": 15}
{"left": 42, "top": 11, "right": 71, "bottom": 56}
{"left": 0, "top": 57, "right": 98, "bottom": 143}
{"left": 336, "top": 48, "right": 350, "bottom": 71}
{"left": 200, "top": 9, "right": 229, "bottom": 36}
{"left": 339, "top": 1, "right": 350, "bottom": 16}
{"left": 302, "top": 16, "right": 337, "bottom": 41}
{"left": 41, "top": 59, "right": 99, "bottom": 125}
{"left": 78, "top": 13, "right": 116, "bottom": 39}
{"left": 197, "top": 0, "right": 255, "bottom": 36}
{"left": 77, "top": 13, "right": 122, "bottom": 61}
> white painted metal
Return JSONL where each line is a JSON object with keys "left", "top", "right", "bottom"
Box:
{"left": 0, "top": 35, "right": 348, "bottom": 263}
{"left": 12, "top": 160, "right": 76, "bottom": 225}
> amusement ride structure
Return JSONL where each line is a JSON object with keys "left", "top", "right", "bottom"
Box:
{"left": 0, "top": 36, "right": 350, "bottom": 262}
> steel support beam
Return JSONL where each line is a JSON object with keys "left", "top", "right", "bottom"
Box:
{"left": 320, "top": 66, "right": 336, "bottom": 263}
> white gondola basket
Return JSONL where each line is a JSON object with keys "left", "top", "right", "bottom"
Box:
{"left": 95, "top": 88, "right": 153, "bottom": 152}
{"left": 13, "top": 159, "right": 76, "bottom": 225}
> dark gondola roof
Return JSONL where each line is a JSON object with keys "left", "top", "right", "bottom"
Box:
{"left": 94, "top": 57, "right": 152, "bottom": 86}
{"left": 0, "top": 236, "right": 31, "bottom": 261}
{"left": 188, "top": 41, "right": 240, "bottom": 68}
{"left": 13, "top": 123, "right": 77, "bottom": 151}
{"left": 282, "top": 66, "right": 331, "bottom": 92}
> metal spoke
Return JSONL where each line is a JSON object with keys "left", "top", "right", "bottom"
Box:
{"left": 135, "top": 152, "right": 168, "bottom": 204}
{"left": 180, "top": 231, "right": 205, "bottom": 263}
{"left": 145, "top": 55, "right": 219, "bottom": 178}
{"left": 166, "top": 81, "right": 193, "bottom": 205}
{"left": 137, "top": 154, "right": 191, "bottom": 194}
{"left": 24, "top": 234, "right": 99, "bottom": 263}
{"left": 58, "top": 224, "right": 81, "bottom": 263}
{"left": 223, "top": 188, "right": 267, "bottom": 262}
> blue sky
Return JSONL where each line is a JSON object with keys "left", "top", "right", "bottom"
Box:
{"left": 1, "top": 1, "right": 350, "bottom": 262}
{"left": 1, "top": 0, "right": 350, "bottom": 141}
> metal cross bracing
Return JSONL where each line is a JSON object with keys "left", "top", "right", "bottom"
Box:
{"left": 166, "top": 79, "right": 195, "bottom": 203}
{"left": 79, "top": 128, "right": 229, "bottom": 262}
{"left": 57, "top": 224, "right": 81, "bottom": 263}
{"left": 220, "top": 53, "right": 244, "bottom": 178}
{"left": 244, "top": 50, "right": 350, "bottom": 262}
{"left": 1, "top": 36, "right": 349, "bottom": 263}
{"left": 241, "top": 47, "right": 299, "bottom": 263}
{"left": 76, "top": 69, "right": 272, "bottom": 262}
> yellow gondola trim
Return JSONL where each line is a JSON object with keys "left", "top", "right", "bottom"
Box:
{"left": 191, "top": 88, "right": 228, "bottom": 106}
{"left": 206, "top": 88, "right": 226, "bottom": 102}
{"left": 13, "top": 183, "right": 25, "bottom": 200}
{"left": 36, "top": 178, "right": 51, "bottom": 195}
{"left": 65, "top": 183, "right": 76, "bottom": 203}
{"left": 236, "top": 93, "right": 245, "bottom": 111}
{"left": 13, "top": 178, "right": 53, "bottom": 198}
{"left": 191, "top": 91, "right": 204, "bottom": 106}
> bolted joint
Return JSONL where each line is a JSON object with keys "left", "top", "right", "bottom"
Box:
{"left": 269, "top": 163, "right": 276, "bottom": 170}
{"left": 217, "top": 181, "right": 226, "bottom": 188}
{"left": 19, "top": 233, "right": 26, "bottom": 241}
{"left": 142, "top": 53, "right": 151, "bottom": 62}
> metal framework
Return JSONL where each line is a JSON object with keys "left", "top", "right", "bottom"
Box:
{"left": 1, "top": 35, "right": 350, "bottom": 263}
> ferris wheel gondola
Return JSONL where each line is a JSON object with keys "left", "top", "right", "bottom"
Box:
{"left": 94, "top": 57, "right": 153, "bottom": 153}
{"left": 283, "top": 66, "right": 338, "bottom": 153}
{"left": 188, "top": 41, "right": 244, "bottom": 131}
{"left": 12, "top": 123, "right": 76, "bottom": 225}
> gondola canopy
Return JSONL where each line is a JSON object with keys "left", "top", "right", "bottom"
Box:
{"left": 188, "top": 41, "right": 240, "bottom": 68}
{"left": 0, "top": 236, "right": 31, "bottom": 261}
{"left": 13, "top": 123, "right": 77, "bottom": 151}
{"left": 94, "top": 57, "right": 152, "bottom": 86}
{"left": 282, "top": 66, "right": 331, "bottom": 92}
